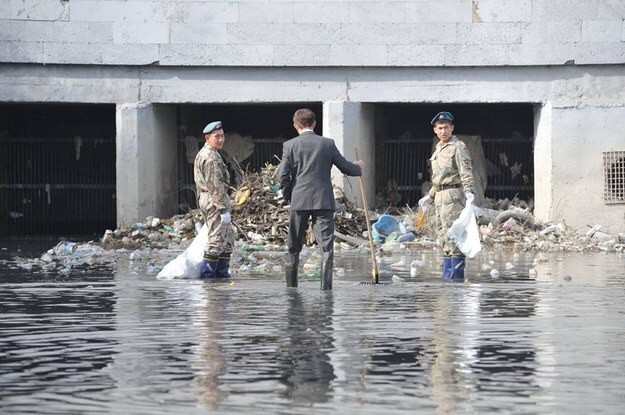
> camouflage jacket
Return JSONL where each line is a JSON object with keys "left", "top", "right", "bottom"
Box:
{"left": 194, "top": 143, "right": 231, "bottom": 214}
{"left": 428, "top": 136, "right": 475, "bottom": 198}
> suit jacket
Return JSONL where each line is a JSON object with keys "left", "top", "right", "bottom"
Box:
{"left": 279, "top": 131, "right": 362, "bottom": 211}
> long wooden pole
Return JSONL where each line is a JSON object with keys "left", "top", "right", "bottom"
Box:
{"left": 355, "top": 148, "right": 379, "bottom": 284}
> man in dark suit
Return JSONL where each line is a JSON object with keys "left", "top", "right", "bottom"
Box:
{"left": 279, "top": 108, "right": 364, "bottom": 290}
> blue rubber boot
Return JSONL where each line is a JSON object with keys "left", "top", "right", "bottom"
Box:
{"left": 200, "top": 255, "right": 219, "bottom": 279}
{"left": 216, "top": 255, "right": 231, "bottom": 279}
{"left": 442, "top": 257, "right": 452, "bottom": 281}
{"left": 450, "top": 257, "right": 466, "bottom": 281}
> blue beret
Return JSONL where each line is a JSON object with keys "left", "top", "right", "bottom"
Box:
{"left": 203, "top": 121, "right": 222, "bottom": 134}
{"left": 430, "top": 111, "right": 454, "bottom": 125}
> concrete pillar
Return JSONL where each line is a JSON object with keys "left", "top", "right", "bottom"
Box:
{"left": 322, "top": 101, "right": 376, "bottom": 208}
{"left": 116, "top": 102, "right": 178, "bottom": 228}
{"left": 533, "top": 102, "right": 553, "bottom": 224}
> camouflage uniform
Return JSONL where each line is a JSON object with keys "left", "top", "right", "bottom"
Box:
{"left": 194, "top": 143, "right": 234, "bottom": 258}
{"left": 428, "top": 136, "right": 475, "bottom": 257}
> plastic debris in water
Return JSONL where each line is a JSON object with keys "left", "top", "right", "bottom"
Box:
{"left": 410, "top": 263, "right": 418, "bottom": 278}
{"left": 390, "top": 260, "right": 407, "bottom": 270}
{"left": 564, "top": 275, "right": 572, "bottom": 282}
{"left": 481, "top": 263, "right": 491, "bottom": 271}
{"left": 391, "top": 275, "right": 404, "bottom": 282}
{"left": 529, "top": 268, "right": 537, "bottom": 278}
{"left": 129, "top": 252, "right": 142, "bottom": 261}
{"left": 490, "top": 269, "right": 500, "bottom": 278}
{"left": 505, "top": 262, "right": 514, "bottom": 270}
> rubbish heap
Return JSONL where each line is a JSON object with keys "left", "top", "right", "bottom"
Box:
{"left": 8, "top": 164, "right": 625, "bottom": 277}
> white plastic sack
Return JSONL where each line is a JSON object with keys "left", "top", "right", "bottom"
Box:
{"left": 446, "top": 202, "right": 482, "bottom": 259}
{"left": 156, "top": 224, "right": 208, "bottom": 280}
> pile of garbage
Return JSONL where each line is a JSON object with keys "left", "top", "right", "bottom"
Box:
{"left": 229, "top": 163, "right": 368, "bottom": 246}
{"left": 11, "top": 240, "right": 118, "bottom": 275}
{"left": 8, "top": 164, "right": 625, "bottom": 277}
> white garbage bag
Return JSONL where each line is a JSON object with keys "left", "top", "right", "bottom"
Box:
{"left": 446, "top": 201, "right": 482, "bottom": 259}
{"left": 156, "top": 224, "right": 208, "bottom": 280}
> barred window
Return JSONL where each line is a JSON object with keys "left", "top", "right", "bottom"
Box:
{"left": 604, "top": 151, "right": 625, "bottom": 204}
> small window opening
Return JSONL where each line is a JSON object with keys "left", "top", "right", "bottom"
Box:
{"left": 604, "top": 151, "right": 625, "bottom": 204}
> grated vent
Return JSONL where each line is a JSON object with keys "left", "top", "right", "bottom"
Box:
{"left": 604, "top": 151, "right": 625, "bottom": 204}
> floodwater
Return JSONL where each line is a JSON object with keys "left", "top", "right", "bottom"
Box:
{"left": 1, "top": 239, "right": 625, "bottom": 414}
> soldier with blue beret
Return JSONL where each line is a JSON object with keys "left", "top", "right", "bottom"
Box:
{"left": 194, "top": 120, "right": 235, "bottom": 279}
{"left": 430, "top": 111, "right": 454, "bottom": 125}
{"left": 203, "top": 121, "right": 222, "bottom": 134}
{"left": 419, "top": 111, "right": 475, "bottom": 281}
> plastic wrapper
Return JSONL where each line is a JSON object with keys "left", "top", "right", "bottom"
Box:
{"left": 447, "top": 202, "right": 482, "bottom": 258}
{"left": 156, "top": 224, "right": 207, "bottom": 279}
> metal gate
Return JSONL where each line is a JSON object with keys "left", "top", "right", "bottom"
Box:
{"left": 177, "top": 137, "right": 285, "bottom": 212}
{"left": 0, "top": 136, "right": 116, "bottom": 236}
{"left": 376, "top": 135, "right": 534, "bottom": 208}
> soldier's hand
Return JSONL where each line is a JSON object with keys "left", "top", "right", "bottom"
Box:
{"left": 220, "top": 212, "right": 232, "bottom": 225}
{"left": 418, "top": 195, "right": 432, "bottom": 210}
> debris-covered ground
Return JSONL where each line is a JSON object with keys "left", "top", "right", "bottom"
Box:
{"left": 7, "top": 165, "right": 625, "bottom": 277}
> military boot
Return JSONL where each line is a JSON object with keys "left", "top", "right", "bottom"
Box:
{"left": 200, "top": 254, "right": 219, "bottom": 279}
{"left": 285, "top": 254, "right": 299, "bottom": 287}
{"left": 216, "top": 254, "right": 231, "bottom": 279}
{"left": 450, "top": 257, "right": 466, "bottom": 281}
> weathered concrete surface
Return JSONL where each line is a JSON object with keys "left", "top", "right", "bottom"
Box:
{"left": 2, "top": 64, "right": 624, "bottom": 105}
{"left": 1, "top": 0, "right": 624, "bottom": 67}
{"left": 323, "top": 101, "right": 376, "bottom": 208}
{"left": 116, "top": 102, "right": 177, "bottom": 228}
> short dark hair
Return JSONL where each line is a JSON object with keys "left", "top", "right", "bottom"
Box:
{"left": 293, "top": 108, "right": 316, "bottom": 128}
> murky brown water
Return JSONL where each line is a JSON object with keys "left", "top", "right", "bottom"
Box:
{"left": 1, "top": 241, "right": 625, "bottom": 414}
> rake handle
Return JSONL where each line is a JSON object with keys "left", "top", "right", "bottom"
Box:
{"left": 355, "top": 148, "right": 379, "bottom": 284}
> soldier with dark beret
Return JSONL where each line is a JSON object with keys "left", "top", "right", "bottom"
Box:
{"left": 194, "top": 121, "right": 235, "bottom": 279}
{"left": 418, "top": 111, "right": 475, "bottom": 281}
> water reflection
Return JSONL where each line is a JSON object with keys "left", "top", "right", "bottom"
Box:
{"left": 0, "top": 249, "right": 624, "bottom": 414}
{"left": 0, "top": 281, "right": 117, "bottom": 412}
{"left": 282, "top": 291, "right": 335, "bottom": 402}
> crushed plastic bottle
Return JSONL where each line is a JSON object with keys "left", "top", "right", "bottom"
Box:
{"left": 54, "top": 241, "right": 77, "bottom": 256}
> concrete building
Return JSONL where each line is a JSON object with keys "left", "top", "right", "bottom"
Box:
{"left": 0, "top": 0, "right": 624, "bottom": 235}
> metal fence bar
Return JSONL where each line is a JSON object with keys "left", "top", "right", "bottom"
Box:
{"left": 376, "top": 135, "right": 535, "bottom": 207}
{"left": 0, "top": 136, "right": 116, "bottom": 236}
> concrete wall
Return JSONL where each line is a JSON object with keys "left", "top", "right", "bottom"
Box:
{"left": 323, "top": 101, "right": 375, "bottom": 208}
{"left": 546, "top": 104, "right": 625, "bottom": 233}
{"left": 1, "top": 1, "right": 624, "bottom": 67}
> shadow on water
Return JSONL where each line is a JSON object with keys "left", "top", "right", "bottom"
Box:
{"left": 1, "top": 240, "right": 625, "bottom": 414}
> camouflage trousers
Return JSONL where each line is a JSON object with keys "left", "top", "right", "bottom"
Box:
{"left": 434, "top": 188, "right": 465, "bottom": 257}
{"left": 201, "top": 208, "right": 235, "bottom": 258}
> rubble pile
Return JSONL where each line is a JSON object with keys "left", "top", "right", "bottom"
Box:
{"left": 230, "top": 163, "right": 289, "bottom": 245}
{"left": 101, "top": 211, "right": 203, "bottom": 250}
{"left": 231, "top": 164, "right": 368, "bottom": 246}
{"left": 8, "top": 169, "right": 624, "bottom": 277}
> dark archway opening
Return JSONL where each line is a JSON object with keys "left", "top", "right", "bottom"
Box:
{"left": 0, "top": 103, "right": 116, "bottom": 236}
